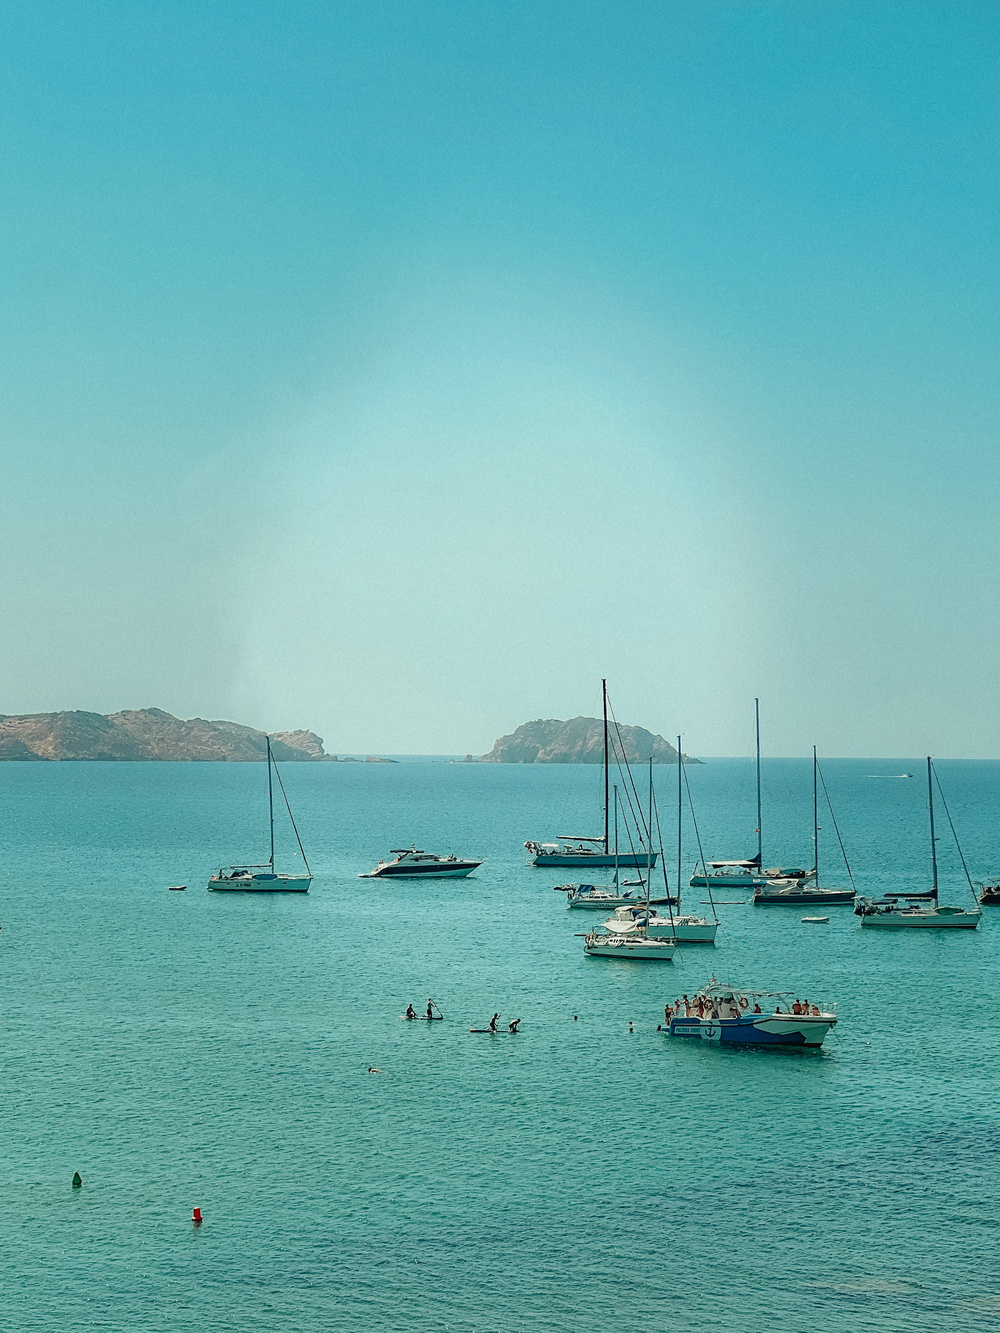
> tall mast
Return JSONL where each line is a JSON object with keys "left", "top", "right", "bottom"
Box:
{"left": 602, "top": 678, "right": 609, "bottom": 851}
{"left": 613, "top": 786, "right": 619, "bottom": 887}
{"left": 927, "top": 755, "right": 938, "bottom": 898}
{"left": 646, "top": 757, "right": 653, "bottom": 912}
{"left": 812, "top": 745, "right": 819, "bottom": 886}
{"left": 755, "top": 698, "right": 762, "bottom": 867}
{"left": 677, "top": 735, "right": 683, "bottom": 911}
{"left": 266, "top": 734, "right": 275, "bottom": 870}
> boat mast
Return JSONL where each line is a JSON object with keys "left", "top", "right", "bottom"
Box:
{"left": 613, "top": 786, "right": 619, "bottom": 887}
{"left": 812, "top": 745, "right": 819, "bottom": 887}
{"left": 646, "top": 757, "right": 653, "bottom": 914}
{"left": 927, "top": 755, "right": 938, "bottom": 899}
{"left": 677, "top": 735, "right": 683, "bottom": 911}
{"left": 602, "top": 679, "right": 610, "bottom": 851}
{"left": 266, "top": 735, "right": 275, "bottom": 870}
{"left": 755, "top": 698, "right": 762, "bottom": 868}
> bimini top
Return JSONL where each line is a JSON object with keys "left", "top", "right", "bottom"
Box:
{"left": 707, "top": 860, "right": 759, "bottom": 868}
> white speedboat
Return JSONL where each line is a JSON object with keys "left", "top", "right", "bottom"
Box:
{"left": 583, "top": 926, "right": 675, "bottom": 960}
{"left": 208, "top": 736, "right": 312, "bottom": 893}
{"left": 855, "top": 758, "right": 980, "bottom": 930}
{"left": 359, "top": 847, "right": 482, "bottom": 878}
{"left": 604, "top": 905, "right": 717, "bottom": 944}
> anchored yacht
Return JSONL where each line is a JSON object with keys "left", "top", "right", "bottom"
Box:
{"left": 359, "top": 847, "right": 482, "bottom": 879}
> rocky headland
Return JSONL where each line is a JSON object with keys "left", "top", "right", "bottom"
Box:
{"left": 0, "top": 709, "right": 338, "bottom": 762}
{"left": 476, "top": 717, "right": 700, "bottom": 764}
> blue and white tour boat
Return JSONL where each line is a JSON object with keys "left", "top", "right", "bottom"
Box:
{"left": 662, "top": 978, "right": 837, "bottom": 1048}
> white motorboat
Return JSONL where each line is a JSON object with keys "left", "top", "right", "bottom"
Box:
{"left": 359, "top": 847, "right": 482, "bottom": 878}
{"left": 603, "top": 905, "right": 717, "bottom": 944}
{"left": 208, "top": 736, "right": 312, "bottom": 893}
{"left": 855, "top": 758, "right": 980, "bottom": 930}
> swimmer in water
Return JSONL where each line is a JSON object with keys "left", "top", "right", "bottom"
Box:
{"left": 367, "top": 1067, "right": 381, "bottom": 1074}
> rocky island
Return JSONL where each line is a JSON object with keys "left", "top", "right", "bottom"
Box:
{"left": 475, "top": 717, "right": 700, "bottom": 764}
{"left": 0, "top": 708, "right": 338, "bottom": 762}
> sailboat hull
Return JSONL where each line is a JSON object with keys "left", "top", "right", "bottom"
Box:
{"left": 753, "top": 888, "right": 855, "bottom": 905}
{"left": 208, "top": 873, "right": 312, "bottom": 893}
{"left": 858, "top": 908, "right": 979, "bottom": 929}
{"left": 533, "top": 852, "right": 657, "bottom": 868}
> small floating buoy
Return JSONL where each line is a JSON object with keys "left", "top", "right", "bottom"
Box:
{"left": 72, "top": 1172, "right": 82, "bottom": 1189}
{"left": 192, "top": 1207, "right": 202, "bottom": 1225}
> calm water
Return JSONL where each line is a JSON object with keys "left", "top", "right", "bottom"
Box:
{"left": 2, "top": 758, "right": 999, "bottom": 1332}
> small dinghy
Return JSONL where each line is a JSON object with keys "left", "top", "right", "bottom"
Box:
{"left": 168, "top": 885, "right": 187, "bottom": 891}
{"left": 802, "top": 915, "right": 829, "bottom": 923}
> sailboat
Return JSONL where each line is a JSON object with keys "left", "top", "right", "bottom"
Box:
{"left": 208, "top": 736, "right": 313, "bottom": 892}
{"left": 854, "top": 759, "right": 981, "bottom": 929}
{"left": 566, "top": 786, "right": 674, "bottom": 908}
{"left": 609, "top": 734, "right": 718, "bottom": 942}
{"left": 525, "top": 680, "right": 657, "bottom": 869}
{"left": 690, "top": 700, "right": 807, "bottom": 890}
{"left": 584, "top": 762, "right": 674, "bottom": 960}
{"left": 753, "top": 748, "right": 856, "bottom": 905}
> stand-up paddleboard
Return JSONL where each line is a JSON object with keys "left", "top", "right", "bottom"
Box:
{"left": 469, "top": 1028, "right": 518, "bottom": 1034}
{"left": 400, "top": 1014, "right": 444, "bottom": 1020}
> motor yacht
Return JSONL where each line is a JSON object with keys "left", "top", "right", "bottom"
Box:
{"left": 359, "top": 847, "right": 482, "bottom": 879}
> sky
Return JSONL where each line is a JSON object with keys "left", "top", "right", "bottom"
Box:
{"left": 2, "top": 1, "right": 998, "bottom": 757}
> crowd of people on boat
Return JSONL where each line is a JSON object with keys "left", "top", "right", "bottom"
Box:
{"left": 665, "top": 994, "right": 824, "bottom": 1021}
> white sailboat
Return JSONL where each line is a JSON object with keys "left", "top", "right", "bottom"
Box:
{"left": 566, "top": 786, "right": 673, "bottom": 909}
{"left": 526, "top": 680, "right": 657, "bottom": 869}
{"left": 584, "top": 762, "right": 675, "bottom": 961}
{"left": 208, "top": 737, "right": 313, "bottom": 893}
{"left": 753, "top": 749, "right": 856, "bottom": 906}
{"left": 608, "top": 734, "right": 718, "bottom": 942}
{"left": 690, "top": 700, "right": 807, "bottom": 890}
{"left": 855, "top": 758, "right": 981, "bottom": 929}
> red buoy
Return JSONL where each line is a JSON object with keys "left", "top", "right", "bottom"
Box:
{"left": 192, "top": 1207, "right": 203, "bottom": 1225}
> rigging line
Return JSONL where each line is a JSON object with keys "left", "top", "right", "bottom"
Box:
{"left": 271, "top": 761, "right": 312, "bottom": 876}
{"left": 606, "top": 718, "right": 646, "bottom": 851}
{"left": 931, "top": 764, "right": 976, "bottom": 895}
{"left": 606, "top": 699, "right": 648, "bottom": 841}
{"left": 650, "top": 781, "right": 675, "bottom": 922}
{"left": 815, "top": 759, "right": 855, "bottom": 891}
{"left": 682, "top": 762, "right": 717, "bottom": 922}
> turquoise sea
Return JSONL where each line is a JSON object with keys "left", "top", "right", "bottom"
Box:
{"left": 2, "top": 757, "right": 999, "bottom": 1332}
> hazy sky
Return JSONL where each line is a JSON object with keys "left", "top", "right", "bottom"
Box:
{"left": 3, "top": 2, "right": 998, "bottom": 756}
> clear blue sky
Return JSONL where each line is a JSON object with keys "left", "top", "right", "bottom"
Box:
{"left": 2, "top": 2, "right": 997, "bottom": 756}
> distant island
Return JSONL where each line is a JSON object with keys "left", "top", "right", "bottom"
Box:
{"left": 0, "top": 708, "right": 372, "bottom": 762}
{"left": 473, "top": 717, "right": 701, "bottom": 764}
